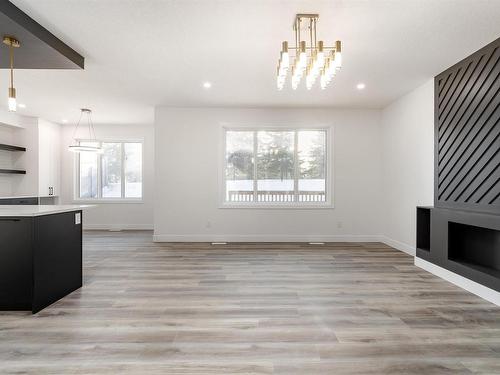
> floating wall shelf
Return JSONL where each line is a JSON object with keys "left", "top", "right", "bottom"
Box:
{"left": 0, "top": 169, "right": 26, "bottom": 175}
{"left": 0, "top": 143, "right": 26, "bottom": 152}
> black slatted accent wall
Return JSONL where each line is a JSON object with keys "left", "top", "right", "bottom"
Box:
{"left": 435, "top": 37, "right": 500, "bottom": 214}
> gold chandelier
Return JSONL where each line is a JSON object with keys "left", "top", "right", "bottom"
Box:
{"left": 277, "top": 14, "right": 342, "bottom": 90}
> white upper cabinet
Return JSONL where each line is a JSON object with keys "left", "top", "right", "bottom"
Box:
{"left": 38, "top": 120, "right": 61, "bottom": 197}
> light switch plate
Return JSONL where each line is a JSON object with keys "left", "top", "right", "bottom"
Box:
{"left": 75, "top": 212, "right": 81, "bottom": 225}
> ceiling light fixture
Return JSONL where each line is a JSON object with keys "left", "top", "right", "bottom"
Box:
{"left": 277, "top": 14, "right": 342, "bottom": 90}
{"left": 18, "top": 103, "right": 26, "bottom": 108}
{"left": 68, "top": 109, "right": 102, "bottom": 153}
{"left": 356, "top": 83, "right": 366, "bottom": 90}
{"left": 3, "top": 36, "right": 20, "bottom": 111}
{"left": 203, "top": 82, "right": 212, "bottom": 89}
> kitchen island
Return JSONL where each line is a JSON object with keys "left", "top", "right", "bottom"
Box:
{"left": 0, "top": 205, "right": 92, "bottom": 313}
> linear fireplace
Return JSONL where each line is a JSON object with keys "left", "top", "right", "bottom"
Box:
{"left": 449, "top": 222, "right": 500, "bottom": 278}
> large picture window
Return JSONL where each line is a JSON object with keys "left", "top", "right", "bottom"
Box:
{"left": 76, "top": 141, "right": 143, "bottom": 200}
{"left": 223, "top": 128, "right": 330, "bottom": 207}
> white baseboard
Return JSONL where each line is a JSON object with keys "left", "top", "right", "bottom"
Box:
{"left": 380, "top": 236, "right": 415, "bottom": 256}
{"left": 153, "top": 234, "right": 383, "bottom": 243}
{"left": 415, "top": 257, "right": 500, "bottom": 306}
{"left": 84, "top": 224, "right": 153, "bottom": 231}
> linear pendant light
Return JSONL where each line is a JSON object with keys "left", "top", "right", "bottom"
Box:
{"left": 68, "top": 108, "right": 103, "bottom": 153}
{"left": 3, "top": 36, "right": 20, "bottom": 111}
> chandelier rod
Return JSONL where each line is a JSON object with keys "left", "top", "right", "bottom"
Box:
{"left": 314, "top": 18, "right": 318, "bottom": 52}
{"left": 309, "top": 18, "right": 313, "bottom": 54}
{"left": 88, "top": 110, "right": 97, "bottom": 141}
{"left": 293, "top": 19, "right": 296, "bottom": 50}
{"left": 9, "top": 42, "right": 14, "bottom": 89}
{"left": 71, "top": 109, "right": 84, "bottom": 141}
{"left": 297, "top": 17, "right": 301, "bottom": 48}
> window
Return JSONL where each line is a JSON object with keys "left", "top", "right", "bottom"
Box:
{"left": 76, "top": 141, "right": 143, "bottom": 200}
{"left": 223, "top": 128, "right": 330, "bottom": 206}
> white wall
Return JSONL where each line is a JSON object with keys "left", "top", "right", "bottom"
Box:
{"left": 380, "top": 80, "right": 434, "bottom": 254}
{"left": 154, "top": 107, "right": 383, "bottom": 241}
{"left": 38, "top": 119, "right": 61, "bottom": 197}
{"left": 0, "top": 110, "right": 27, "bottom": 129}
{"left": 59, "top": 123, "right": 154, "bottom": 230}
{"left": 0, "top": 110, "right": 39, "bottom": 197}
{"left": 12, "top": 117, "right": 40, "bottom": 197}
{"left": 0, "top": 124, "right": 14, "bottom": 196}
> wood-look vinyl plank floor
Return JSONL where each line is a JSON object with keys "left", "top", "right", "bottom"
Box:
{"left": 0, "top": 231, "right": 499, "bottom": 374}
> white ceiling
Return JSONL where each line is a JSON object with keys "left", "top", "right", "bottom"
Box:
{"left": 2, "top": 0, "right": 500, "bottom": 125}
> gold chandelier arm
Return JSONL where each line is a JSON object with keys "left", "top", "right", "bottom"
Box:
{"left": 284, "top": 45, "right": 337, "bottom": 51}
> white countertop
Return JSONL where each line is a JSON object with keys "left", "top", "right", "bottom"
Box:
{"left": 0, "top": 205, "right": 93, "bottom": 217}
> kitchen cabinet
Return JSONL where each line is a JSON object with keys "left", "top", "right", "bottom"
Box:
{"left": 0, "top": 206, "right": 88, "bottom": 313}
{"left": 38, "top": 120, "right": 60, "bottom": 197}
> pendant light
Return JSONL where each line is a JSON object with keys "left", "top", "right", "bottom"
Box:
{"left": 3, "top": 36, "right": 20, "bottom": 112}
{"left": 68, "top": 109, "right": 103, "bottom": 153}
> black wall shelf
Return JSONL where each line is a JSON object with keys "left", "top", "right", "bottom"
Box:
{"left": 0, "top": 143, "right": 26, "bottom": 152}
{"left": 0, "top": 169, "right": 26, "bottom": 175}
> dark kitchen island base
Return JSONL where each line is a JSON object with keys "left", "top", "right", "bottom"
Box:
{"left": 0, "top": 208, "right": 84, "bottom": 314}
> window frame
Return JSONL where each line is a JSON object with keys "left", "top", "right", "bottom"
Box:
{"left": 219, "top": 125, "right": 334, "bottom": 209}
{"left": 73, "top": 138, "right": 144, "bottom": 203}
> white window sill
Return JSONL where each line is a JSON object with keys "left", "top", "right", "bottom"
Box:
{"left": 73, "top": 199, "right": 144, "bottom": 204}
{"left": 219, "top": 203, "right": 334, "bottom": 210}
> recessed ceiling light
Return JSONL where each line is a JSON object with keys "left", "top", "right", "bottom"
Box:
{"left": 18, "top": 103, "right": 26, "bottom": 108}
{"left": 203, "top": 82, "right": 212, "bottom": 89}
{"left": 62, "top": 119, "right": 68, "bottom": 123}
{"left": 356, "top": 83, "right": 366, "bottom": 90}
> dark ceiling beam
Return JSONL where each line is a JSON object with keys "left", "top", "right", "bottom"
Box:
{"left": 0, "top": 0, "right": 84, "bottom": 69}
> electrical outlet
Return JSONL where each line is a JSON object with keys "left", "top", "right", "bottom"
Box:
{"left": 337, "top": 221, "right": 343, "bottom": 229}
